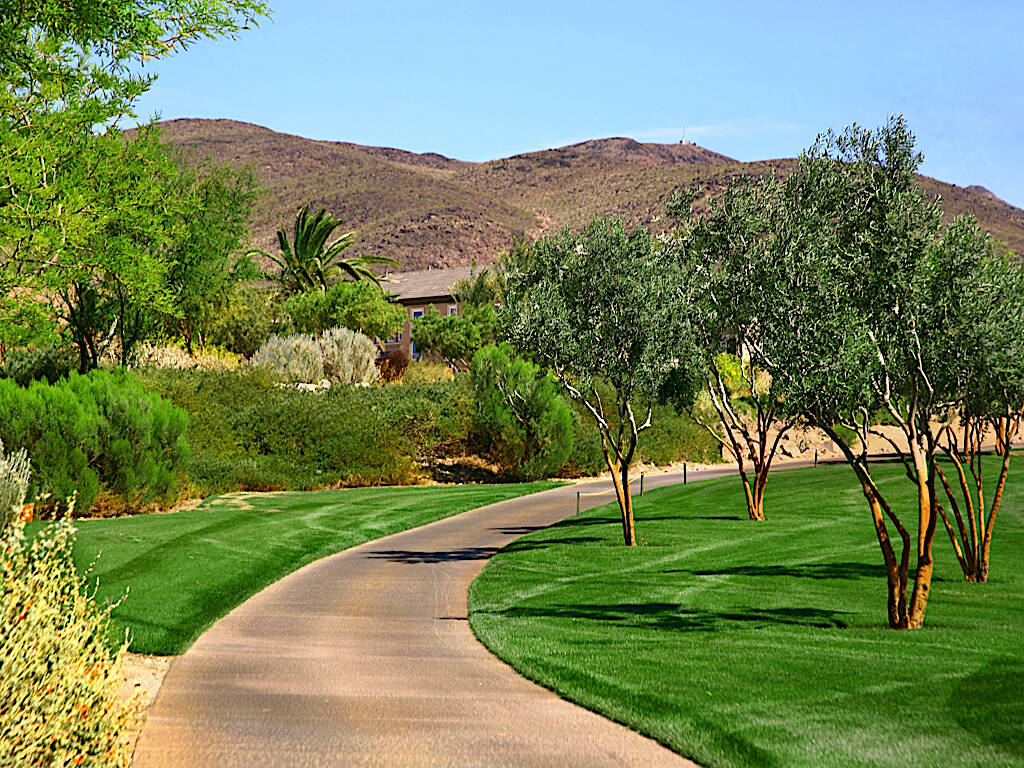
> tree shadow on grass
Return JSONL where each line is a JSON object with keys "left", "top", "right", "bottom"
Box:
{"left": 951, "top": 658, "right": 1024, "bottom": 757}
{"left": 665, "top": 562, "right": 887, "bottom": 580}
{"left": 477, "top": 602, "right": 851, "bottom": 631}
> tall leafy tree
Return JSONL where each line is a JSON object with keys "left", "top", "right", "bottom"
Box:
{"left": 664, "top": 180, "right": 797, "bottom": 521}
{"left": 160, "top": 157, "right": 261, "bottom": 353}
{"left": 756, "top": 117, "right": 1021, "bottom": 628}
{"left": 0, "top": 0, "right": 271, "bottom": 353}
{"left": 502, "top": 217, "right": 699, "bottom": 545}
{"left": 929, "top": 223, "right": 1024, "bottom": 583}
{"left": 261, "top": 205, "right": 399, "bottom": 292}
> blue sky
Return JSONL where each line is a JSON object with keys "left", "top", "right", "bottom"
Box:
{"left": 133, "top": 1, "right": 1024, "bottom": 208}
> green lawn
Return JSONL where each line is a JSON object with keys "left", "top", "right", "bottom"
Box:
{"left": 55, "top": 482, "right": 559, "bottom": 655}
{"left": 469, "top": 461, "right": 1024, "bottom": 768}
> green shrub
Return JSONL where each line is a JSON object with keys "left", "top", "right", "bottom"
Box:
{"left": 251, "top": 333, "right": 324, "bottom": 384}
{"left": 284, "top": 281, "right": 405, "bottom": 339}
{"left": 404, "top": 360, "right": 454, "bottom": 383}
{"left": 0, "top": 371, "right": 189, "bottom": 514}
{"left": 1, "top": 343, "right": 77, "bottom": 386}
{"left": 0, "top": 438, "right": 31, "bottom": 532}
{"left": 318, "top": 327, "right": 378, "bottom": 385}
{"left": 348, "top": 378, "right": 474, "bottom": 461}
{"left": 470, "top": 345, "right": 574, "bottom": 480}
{"left": 136, "top": 368, "right": 417, "bottom": 493}
{"left": 1, "top": 518, "right": 139, "bottom": 767}
{"left": 560, "top": 411, "right": 607, "bottom": 476}
{"left": 638, "top": 402, "right": 720, "bottom": 465}
{"left": 207, "top": 284, "right": 285, "bottom": 357}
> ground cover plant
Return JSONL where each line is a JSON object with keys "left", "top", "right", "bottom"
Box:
{"left": 53, "top": 481, "right": 561, "bottom": 656}
{"left": 469, "top": 460, "right": 1024, "bottom": 768}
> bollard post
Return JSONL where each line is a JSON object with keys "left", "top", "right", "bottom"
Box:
{"left": 640, "top": 473, "right": 645, "bottom": 496}
{"left": 814, "top": 450, "right": 818, "bottom": 467}
{"left": 576, "top": 490, "right": 581, "bottom": 516}
{"left": 684, "top": 463, "right": 687, "bottom": 485}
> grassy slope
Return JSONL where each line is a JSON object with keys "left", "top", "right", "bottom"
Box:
{"left": 60, "top": 482, "right": 558, "bottom": 655}
{"left": 470, "top": 461, "right": 1024, "bottom": 768}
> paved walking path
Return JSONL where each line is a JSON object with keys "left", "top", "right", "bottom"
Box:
{"left": 133, "top": 468, "right": 743, "bottom": 767}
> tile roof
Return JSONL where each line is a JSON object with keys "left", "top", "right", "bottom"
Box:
{"left": 383, "top": 266, "right": 478, "bottom": 302}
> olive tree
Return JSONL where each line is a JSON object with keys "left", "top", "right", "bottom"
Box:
{"left": 663, "top": 180, "right": 797, "bottom": 521}
{"left": 757, "top": 117, "right": 1019, "bottom": 628}
{"left": 930, "top": 225, "right": 1024, "bottom": 583}
{"left": 502, "top": 217, "right": 699, "bottom": 545}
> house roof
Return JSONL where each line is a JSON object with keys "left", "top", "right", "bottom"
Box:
{"left": 383, "top": 266, "right": 478, "bottom": 303}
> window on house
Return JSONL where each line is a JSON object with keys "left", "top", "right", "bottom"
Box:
{"left": 448, "top": 305, "right": 458, "bottom": 316}
{"left": 410, "top": 308, "right": 424, "bottom": 360}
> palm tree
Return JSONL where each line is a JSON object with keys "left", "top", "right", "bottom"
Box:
{"left": 257, "top": 205, "right": 400, "bottom": 292}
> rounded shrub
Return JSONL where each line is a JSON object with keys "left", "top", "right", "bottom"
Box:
{"left": 318, "top": 327, "right": 379, "bottom": 385}
{"left": 0, "top": 371, "right": 189, "bottom": 515}
{"left": 2, "top": 343, "right": 76, "bottom": 386}
{"left": 470, "top": 344, "right": 574, "bottom": 480}
{"left": 251, "top": 333, "right": 324, "bottom": 384}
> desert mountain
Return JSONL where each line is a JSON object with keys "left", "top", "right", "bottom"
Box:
{"left": 153, "top": 118, "right": 1024, "bottom": 271}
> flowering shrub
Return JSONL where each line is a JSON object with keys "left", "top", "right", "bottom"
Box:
{"left": 319, "top": 327, "right": 379, "bottom": 385}
{"left": 0, "top": 517, "right": 139, "bottom": 767}
{"left": 250, "top": 333, "right": 324, "bottom": 384}
{"left": 132, "top": 343, "right": 239, "bottom": 371}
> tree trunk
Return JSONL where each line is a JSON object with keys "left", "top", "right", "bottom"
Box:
{"left": 606, "top": 456, "right": 636, "bottom": 546}
{"left": 978, "top": 444, "right": 1012, "bottom": 583}
{"left": 861, "top": 478, "right": 909, "bottom": 628}
{"left": 738, "top": 470, "right": 766, "bottom": 521}
{"left": 907, "top": 466, "right": 938, "bottom": 629}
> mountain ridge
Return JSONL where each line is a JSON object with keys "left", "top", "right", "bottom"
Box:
{"left": 147, "top": 118, "right": 1024, "bottom": 270}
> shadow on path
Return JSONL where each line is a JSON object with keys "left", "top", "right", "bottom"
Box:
{"left": 367, "top": 546, "right": 501, "bottom": 564}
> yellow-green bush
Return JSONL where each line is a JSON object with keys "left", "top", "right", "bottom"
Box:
{"left": 0, "top": 519, "right": 138, "bottom": 767}
{"left": 403, "top": 361, "right": 454, "bottom": 384}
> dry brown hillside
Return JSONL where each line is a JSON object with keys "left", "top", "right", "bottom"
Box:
{"left": 152, "top": 118, "right": 1024, "bottom": 270}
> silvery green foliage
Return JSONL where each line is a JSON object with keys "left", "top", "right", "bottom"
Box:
{"left": 0, "top": 438, "right": 31, "bottom": 531}
{"left": 319, "top": 327, "right": 379, "bottom": 385}
{"left": 251, "top": 333, "right": 325, "bottom": 384}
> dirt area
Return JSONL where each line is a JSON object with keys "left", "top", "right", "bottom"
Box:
{"left": 119, "top": 653, "right": 173, "bottom": 755}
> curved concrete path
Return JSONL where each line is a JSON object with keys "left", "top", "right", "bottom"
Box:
{"left": 133, "top": 468, "right": 738, "bottom": 767}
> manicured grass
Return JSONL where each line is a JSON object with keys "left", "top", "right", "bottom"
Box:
{"left": 55, "top": 482, "right": 559, "bottom": 655}
{"left": 469, "top": 461, "right": 1024, "bottom": 768}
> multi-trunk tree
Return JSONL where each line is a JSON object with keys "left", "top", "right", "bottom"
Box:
{"left": 756, "top": 117, "right": 1022, "bottom": 628}
{"left": 502, "top": 217, "right": 698, "bottom": 546}
{"left": 664, "top": 180, "right": 797, "bottom": 521}
{"left": 930, "top": 224, "right": 1024, "bottom": 583}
